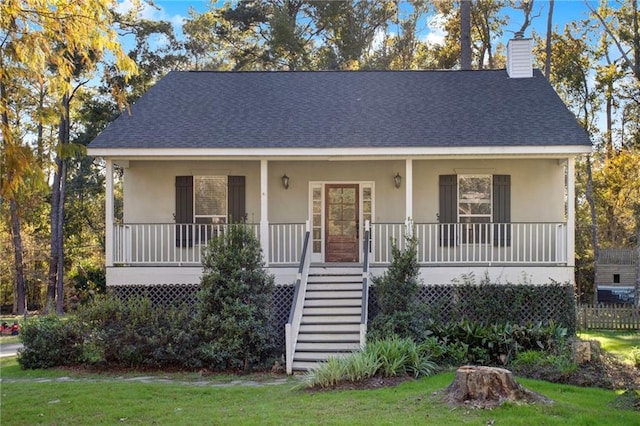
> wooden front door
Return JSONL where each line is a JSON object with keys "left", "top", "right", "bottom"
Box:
{"left": 325, "top": 184, "right": 359, "bottom": 262}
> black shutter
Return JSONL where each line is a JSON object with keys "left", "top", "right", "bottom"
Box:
{"left": 175, "top": 176, "right": 193, "bottom": 247}
{"left": 493, "top": 175, "right": 511, "bottom": 246}
{"left": 227, "top": 176, "right": 246, "bottom": 223}
{"left": 439, "top": 175, "right": 457, "bottom": 246}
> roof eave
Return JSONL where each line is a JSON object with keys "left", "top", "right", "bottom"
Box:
{"left": 88, "top": 145, "right": 592, "bottom": 160}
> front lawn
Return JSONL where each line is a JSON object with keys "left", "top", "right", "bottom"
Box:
{"left": 1, "top": 357, "right": 638, "bottom": 425}
{"left": 578, "top": 330, "right": 640, "bottom": 355}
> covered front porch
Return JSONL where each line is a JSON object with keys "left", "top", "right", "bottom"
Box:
{"left": 103, "top": 156, "right": 578, "bottom": 286}
{"left": 105, "top": 220, "right": 573, "bottom": 285}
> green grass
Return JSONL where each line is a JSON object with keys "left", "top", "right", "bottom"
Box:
{"left": 578, "top": 330, "right": 640, "bottom": 360}
{"left": 0, "top": 335, "right": 21, "bottom": 345}
{"left": 1, "top": 357, "right": 638, "bottom": 425}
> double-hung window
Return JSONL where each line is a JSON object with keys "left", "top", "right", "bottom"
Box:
{"left": 439, "top": 174, "right": 511, "bottom": 247}
{"left": 194, "top": 176, "right": 227, "bottom": 224}
{"left": 458, "top": 175, "right": 491, "bottom": 244}
{"left": 175, "top": 175, "right": 245, "bottom": 247}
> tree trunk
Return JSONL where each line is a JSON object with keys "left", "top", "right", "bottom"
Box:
{"left": 635, "top": 227, "right": 640, "bottom": 308}
{"left": 444, "top": 366, "right": 552, "bottom": 408}
{"left": 633, "top": 0, "right": 639, "bottom": 81}
{"left": 36, "top": 84, "right": 45, "bottom": 166}
{"left": 9, "top": 197, "right": 27, "bottom": 315}
{"left": 47, "top": 92, "right": 69, "bottom": 312}
{"left": 47, "top": 157, "right": 61, "bottom": 311}
{"left": 460, "top": 0, "right": 472, "bottom": 70}
{"left": 545, "top": 0, "right": 554, "bottom": 80}
{"left": 56, "top": 159, "right": 67, "bottom": 314}
{"left": 49, "top": 93, "right": 70, "bottom": 314}
{"left": 586, "top": 155, "right": 599, "bottom": 305}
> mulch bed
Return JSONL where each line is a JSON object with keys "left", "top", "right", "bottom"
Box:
{"left": 511, "top": 352, "right": 639, "bottom": 390}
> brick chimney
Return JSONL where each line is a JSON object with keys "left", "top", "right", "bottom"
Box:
{"left": 507, "top": 33, "right": 533, "bottom": 78}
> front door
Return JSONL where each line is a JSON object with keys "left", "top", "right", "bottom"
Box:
{"left": 325, "top": 184, "right": 359, "bottom": 262}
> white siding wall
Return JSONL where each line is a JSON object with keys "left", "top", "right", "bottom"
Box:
{"left": 122, "top": 158, "right": 566, "bottom": 225}
{"left": 123, "top": 160, "right": 262, "bottom": 223}
{"left": 412, "top": 159, "right": 565, "bottom": 223}
{"left": 268, "top": 160, "right": 405, "bottom": 223}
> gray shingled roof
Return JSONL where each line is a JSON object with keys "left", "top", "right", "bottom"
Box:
{"left": 89, "top": 69, "right": 591, "bottom": 149}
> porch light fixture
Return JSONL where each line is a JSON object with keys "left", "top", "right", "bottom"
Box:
{"left": 394, "top": 173, "right": 402, "bottom": 189}
{"left": 281, "top": 173, "right": 290, "bottom": 189}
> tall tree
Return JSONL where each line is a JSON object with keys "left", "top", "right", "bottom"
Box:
{"left": 460, "top": 0, "right": 472, "bottom": 69}
{"left": 472, "top": 0, "right": 507, "bottom": 69}
{"left": 1, "top": 0, "right": 136, "bottom": 314}
{"left": 433, "top": 0, "right": 508, "bottom": 70}
{"left": 587, "top": 0, "right": 640, "bottom": 150}
{"left": 544, "top": 0, "right": 554, "bottom": 79}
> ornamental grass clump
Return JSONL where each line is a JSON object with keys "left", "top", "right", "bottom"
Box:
{"left": 303, "top": 336, "right": 436, "bottom": 388}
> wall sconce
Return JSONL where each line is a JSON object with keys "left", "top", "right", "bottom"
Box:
{"left": 281, "top": 173, "right": 290, "bottom": 189}
{"left": 394, "top": 172, "right": 402, "bottom": 189}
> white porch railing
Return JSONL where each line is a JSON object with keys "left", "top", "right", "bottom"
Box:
{"left": 112, "top": 222, "right": 567, "bottom": 266}
{"left": 269, "top": 223, "right": 306, "bottom": 264}
{"left": 113, "top": 223, "right": 260, "bottom": 265}
{"left": 112, "top": 223, "right": 306, "bottom": 265}
{"left": 371, "top": 222, "right": 567, "bottom": 265}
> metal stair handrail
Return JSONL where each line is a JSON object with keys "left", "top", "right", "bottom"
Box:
{"left": 360, "top": 220, "right": 371, "bottom": 347}
{"left": 285, "top": 222, "right": 312, "bottom": 375}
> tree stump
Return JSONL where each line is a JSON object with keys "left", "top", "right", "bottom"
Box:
{"left": 572, "top": 340, "right": 592, "bottom": 364}
{"left": 443, "top": 365, "right": 552, "bottom": 408}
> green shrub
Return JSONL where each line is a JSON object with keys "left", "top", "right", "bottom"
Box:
{"left": 18, "top": 315, "right": 83, "bottom": 369}
{"left": 67, "top": 261, "right": 106, "bottom": 308}
{"left": 426, "top": 320, "right": 567, "bottom": 366}
{"left": 17, "top": 225, "right": 276, "bottom": 372}
{"left": 371, "top": 277, "right": 576, "bottom": 334}
{"left": 75, "top": 296, "right": 198, "bottom": 368}
{"left": 194, "top": 223, "right": 276, "bottom": 371}
{"left": 512, "top": 350, "right": 545, "bottom": 366}
{"left": 445, "top": 276, "right": 577, "bottom": 334}
{"left": 368, "top": 234, "right": 430, "bottom": 341}
{"left": 547, "top": 354, "right": 577, "bottom": 375}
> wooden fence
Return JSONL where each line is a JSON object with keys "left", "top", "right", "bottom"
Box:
{"left": 577, "top": 304, "right": 640, "bottom": 330}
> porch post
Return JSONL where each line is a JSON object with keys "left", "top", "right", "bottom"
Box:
{"left": 260, "top": 159, "right": 270, "bottom": 265}
{"left": 405, "top": 158, "right": 413, "bottom": 225}
{"left": 566, "top": 157, "right": 575, "bottom": 268}
{"left": 105, "top": 158, "right": 114, "bottom": 267}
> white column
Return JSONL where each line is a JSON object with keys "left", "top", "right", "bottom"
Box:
{"left": 260, "top": 160, "right": 270, "bottom": 265}
{"left": 566, "top": 157, "right": 575, "bottom": 268}
{"left": 405, "top": 159, "right": 413, "bottom": 223}
{"left": 105, "top": 158, "right": 114, "bottom": 267}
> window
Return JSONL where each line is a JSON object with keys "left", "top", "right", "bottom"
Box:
{"left": 613, "top": 274, "right": 620, "bottom": 284}
{"left": 439, "top": 174, "right": 511, "bottom": 247}
{"left": 194, "top": 176, "right": 227, "bottom": 224}
{"left": 175, "top": 175, "right": 245, "bottom": 247}
{"left": 458, "top": 175, "right": 491, "bottom": 243}
{"left": 312, "top": 185, "right": 322, "bottom": 253}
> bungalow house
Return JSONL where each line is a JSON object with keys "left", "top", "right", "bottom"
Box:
{"left": 88, "top": 38, "right": 592, "bottom": 372}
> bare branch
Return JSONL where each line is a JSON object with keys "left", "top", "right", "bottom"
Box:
{"left": 585, "top": 0, "right": 639, "bottom": 80}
